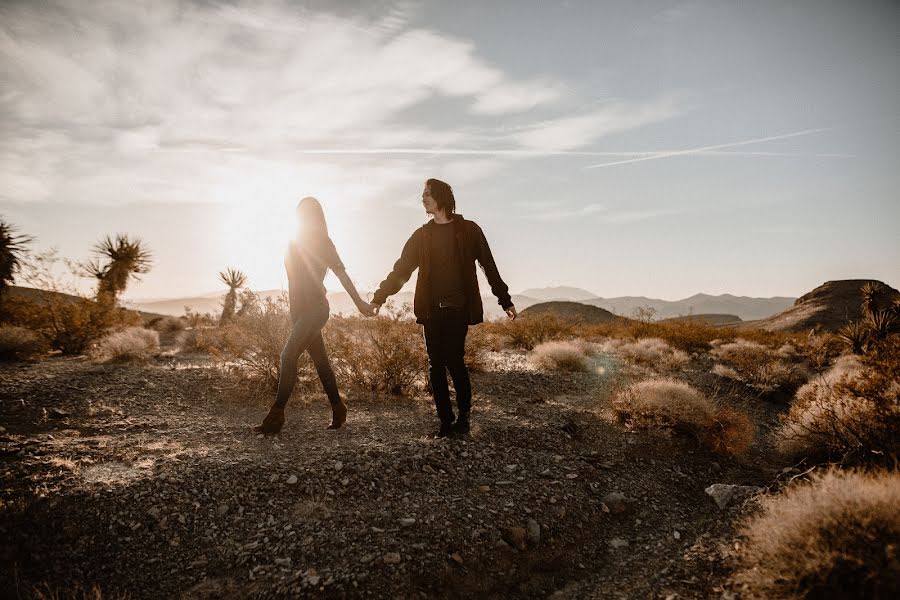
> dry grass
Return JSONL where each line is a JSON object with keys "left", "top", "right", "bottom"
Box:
{"left": 486, "top": 313, "right": 573, "bottom": 350}
{"left": 601, "top": 337, "right": 690, "bottom": 371}
{"left": 711, "top": 338, "right": 809, "bottom": 396}
{"left": 734, "top": 469, "right": 900, "bottom": 599}
{"left": 711, "top": 363, "right": 741, "bottom": 380}
{"left": 775, "top": 349, "right": 900, "bottom": 465}
{"left": 0, "top": 324, "right": 47, "bottom": 360}
{"left": 90, "top": 327, "right": 160, "bottom": 363}
{"left": 530, "top": 340, "right": 594, "bottom": 372}
{"left": 612, "top": 378, "right": 755, "bottom": 455}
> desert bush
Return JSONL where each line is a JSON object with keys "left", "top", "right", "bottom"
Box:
{"left": 90, "top": 327, "right": 160, "bottom": 363}
{"left": 0, "top": 325, "right": 47, "bottom": 361}
{"left": 530, "top": 340, "right": 592, "bottom": 372}
{"left": 487, "top": 313, "right": 573, "bottom": 350}
{"left": 601, "top": 337, "right": 690, "bottom": 371}
{"left": 612, "top": 378, "right": 755, "bottom": 455}
{"left": 465, "top": 325, "right": 500, "bottom": 372}
{"left": 204, "top": 295, "right": 293, "bottom": 387}
{"left": 711, "top": 338, "right": 808, "bottom": 396}
{"left": 147, "top": 315, "right": 185, "bottom": 333}
{"left": 326, "top": 305, "right": 425, "bottom": 395}
{"left": 775, "top": 347, "right": 900, "bottom": 465}
{"left": 579, "top": 318, "right": 723, "bottom": 354}
{"left": 733, "top": 469, "right": 900, "bottom": 599}
{"left": 712, "top": 363, "right": 741, "bottom": 380}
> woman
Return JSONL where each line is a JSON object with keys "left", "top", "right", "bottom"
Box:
{"left": 254, "top": 197, "right": 374, "bottom": 434}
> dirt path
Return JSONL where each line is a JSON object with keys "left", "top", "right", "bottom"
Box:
{"left": 1, "top": 352, "right": 774, "bottom": 599}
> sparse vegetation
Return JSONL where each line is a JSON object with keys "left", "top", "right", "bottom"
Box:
{"left": 530, "top": 339, "right": 593, "bottom": 372}
{"left": 0, "top": 325, "right": 46, "bottom": 361}
{"left": 487, "top": 313, "right": 573, "bottom": 350}
{"left": 734, "top": 469, "right": 900, "bottom": 599}
{"left": 612, "top": 378, "right": 755, "bottom": 455}
{"left": 711, "top": 338, "right": 808, "bottom": 397}
{"left": 0, "top": 218, "right": 34, "bottom": 304}
{"left": 600, "top": 337, "right": 690, "bottom": 371}
{"left": 82, "top": 234, "right": 153, "bottom": 305}
{"left": 90, "top": 327, "right": 160, "bottom": 363}
{"left": 218, "top": 267, "right": 248, "bottom": 325}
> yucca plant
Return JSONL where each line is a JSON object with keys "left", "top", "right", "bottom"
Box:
{"left": 836, "top": 321, "right": 869, "bottom": 355}
{"left": 218, "top": 267, "right": 247, "bottom": 325}
{"left": 0, "top": 219, "right": 34, "bottom": 298}
{"left": 83, "top": 234, "right": 152, "bottom": 304}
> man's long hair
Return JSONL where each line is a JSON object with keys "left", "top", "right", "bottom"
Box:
{"left": 296, "top": 196, "right": 329, "bottom": 241}
{"left": 426, "top": 178, "right": 456, "bottom": 215}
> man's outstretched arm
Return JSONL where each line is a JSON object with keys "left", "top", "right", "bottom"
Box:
{"left": 473, "top": 224, "right": 516, "bottom": 318}
{"left": 372, "top": 230, "right": 421, "bottom": 307}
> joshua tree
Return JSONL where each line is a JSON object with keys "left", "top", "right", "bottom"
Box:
{"left": 218, "top": 267, "right": 247, "bottom": 324}
{"left": 83, "top": 234, "right": 153, "bottom": 304}
{"left": 0, "top": 219, "right": 34, "bottom": 299}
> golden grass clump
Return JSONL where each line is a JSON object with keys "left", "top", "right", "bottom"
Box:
{"left": 90, "top": 327, "right": 160, "bottom": 363}
{"left": 601, "top": 337, "right": 690, "bottom": 370}
{"left": 711, "top": 338, "right": 809, "bottom": 396}
{"left": 733, "top": 469, "right": 900, "bottom": 599}
{"left": 612, "top": 378, "right": 755, "bottom": 455}
{"left": 485, "top": 313, "right": 573, "bottom": 350}
{"left": 775, "top": 350, "right": 900, "bottom": 465}
{"left": 530, "top": 339, "right": 594, "bottom": 372}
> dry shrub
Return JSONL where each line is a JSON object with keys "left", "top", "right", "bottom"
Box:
{"left": 612, "top": 378, "right": 755, "bottom": 455}
{"left": 202, "top": 295, "right": 292, "bottom": 388}
{"left": 486, "top": 314, "right": 572, "bottom": 350}
{"left": 734, "top": 469, "right": 900, "bottom": 599}
{"left": 90, "top": 327, "right": 160, "bottom": 363}
{"left": 712, "top": 363, "right": 741, "bottom": 380}
{"left": 530, "top": 340, "right": 592, "bottom": 372}
{"left": 147, "top": 315, "right": 185, "bottom": 332}
{"left": 580, "top": 318, "right": 723, "bottom": 353}
{"left": 465, "top": 324, "right": 500, "bottom": 372}
{"left": 602, "top": 337, "right": 690, "bottom": 370}
{"left": 0, "top": 325, "right": 47, "bottom": 360}
{"left": 775, "top": 348, "right": 900, "bottom": 465}
{"left": 326, "top": 305, "right": 425, "bottom": 395}
{"left": 711, "top": 338, "right": 808, "bottom": 397}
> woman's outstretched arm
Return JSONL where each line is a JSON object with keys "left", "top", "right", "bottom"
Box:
{"left": 334, "top": 267, "right": 375, "bottom": 316}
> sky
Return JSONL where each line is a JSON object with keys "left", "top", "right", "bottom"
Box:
{"left": 1, "top": 0, "right": 898, "bottom": 302}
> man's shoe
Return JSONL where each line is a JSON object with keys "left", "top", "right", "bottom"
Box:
{"left": 327, "top": 400, "right": 348, "bottom": 430}
{"left": 452, "top": 413, "right": 470, "bottom": 436}
{"left": 434, "top": 421, "right": 453, "bottom": 439}
{"left": 253, "top": 406, "right": 285, "bottom": 435}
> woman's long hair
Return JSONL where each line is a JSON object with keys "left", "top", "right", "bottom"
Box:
{"left": 296, "top": 196, "right": 329, "bottom": 242}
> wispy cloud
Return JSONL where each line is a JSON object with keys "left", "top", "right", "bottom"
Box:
{"left": 519, "top": 201, "right": 683, "bottom": 223}
{"left": 583, "top": 128, "right": 835, "bottom": 169}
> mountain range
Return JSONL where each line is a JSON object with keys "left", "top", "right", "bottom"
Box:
{"left": 125, "top": 286, "right": 797, "bottom": 322}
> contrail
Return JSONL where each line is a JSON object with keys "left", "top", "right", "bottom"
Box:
{"left": 583, "top": 128, "right": 834, "bottom": 169}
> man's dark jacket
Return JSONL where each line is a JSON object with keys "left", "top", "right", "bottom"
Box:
{"left": 373, "top": 214, "right": 512, "bottom": 325}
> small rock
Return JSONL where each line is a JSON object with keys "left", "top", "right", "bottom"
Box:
{"left": 609, "top": 538, "right": 629, "bottom": 549}
{"left": 48, "top": 408, "right": 69, "bottom": 420}
{"left": 422, "top": 464, "right": 435, "bottom": 473}
{"left": 399, "top": 518, "right": 416, "bottom": 527}
{"left": 450, "top": 552, "right": 464, "bottom": 565}
{"left": 479, "top": 485, "right": 491, "bottom": 493}
{"left": 334, "top": 461, "right": 344, "bottom": 472}
{"left": 673, "top": 531, "right": 681, "bottom": 540}
{"left": 217, "top": 503, "right": 229, "bottom": 517}
{"left": 286, "top": 475, "right": 298, "bottom": 485}
{"left": 501, "top": 526, "right": 528, "bottom": 550}
{"left": 526, "top": 519, "right": 541, "bottom": 545}
{"left": 704, "top": 484, "right": 763, "bottom": 509}
{"left": 275, "top": 557, "right": 291, "bottom": 567}
{"left": 383, "top": 552, "right": 401, "bottom": 565}
{"left": 600, "top": 492, "right": 634, "bottom": 515}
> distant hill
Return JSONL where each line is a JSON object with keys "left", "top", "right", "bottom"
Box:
{"left": 519, "top": 286, "right": 598, "bottom": 302}
{"left": 519, "top": 301, "right": 625, "bottom": 325}
{"left": 125, "top": 286, "right": 795, "bottom": 322}
{"left": 743, "top": 279, "right": 900, "bottom": 332}
{"left": 659, "top": 314, "right": 743, "bottom": 326}
{"left": 7, "top": 285, "right": 168, "bottom": 322}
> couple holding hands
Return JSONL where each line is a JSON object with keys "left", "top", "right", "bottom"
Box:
{"left": 253, "top": 178, "right": 516, "bottom": 439}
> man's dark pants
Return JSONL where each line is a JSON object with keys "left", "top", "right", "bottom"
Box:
{"left": 423, "top": 309, "right": 471, "bottom": 425}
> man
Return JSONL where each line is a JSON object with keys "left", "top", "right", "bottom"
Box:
{"left": 372, "top": 178, "right": 516, "bottom": 438}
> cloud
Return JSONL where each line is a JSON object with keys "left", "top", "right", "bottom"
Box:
{"left": 0, "top": 0, "right": 691, "bottom": 208}
{"left": 583, "top": 128, "right": 835, "bottom": 169}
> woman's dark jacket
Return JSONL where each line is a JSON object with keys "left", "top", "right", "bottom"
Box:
{"left": 372, "top": 215, "right": 513, "bottom": 325}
